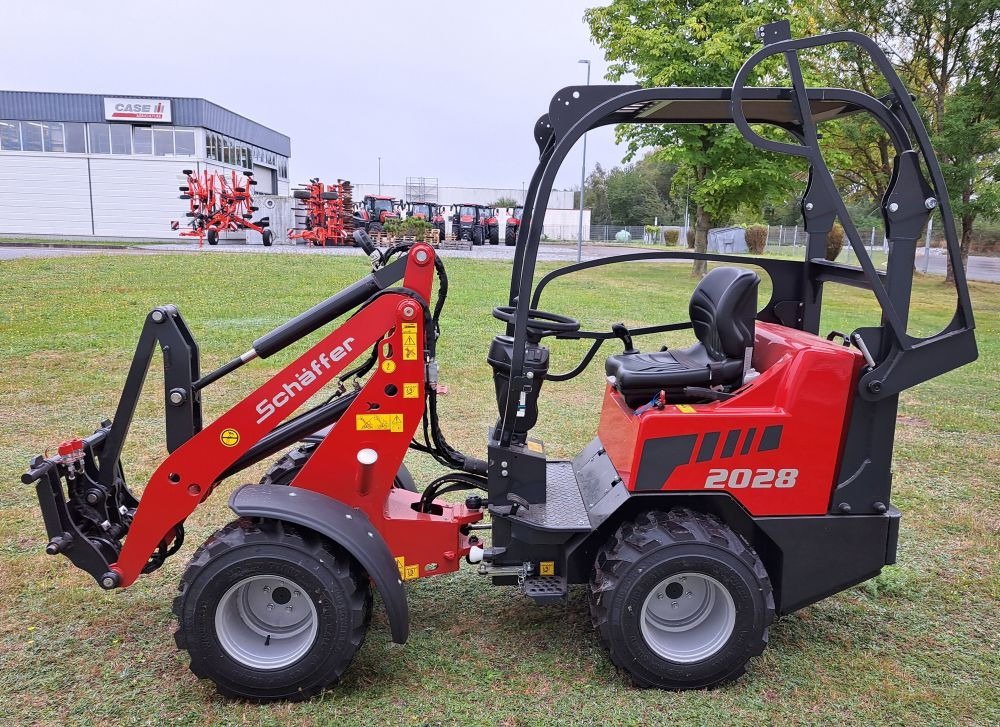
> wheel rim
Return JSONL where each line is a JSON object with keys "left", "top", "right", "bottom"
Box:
{"left": 215, "top": 575, "right": 318, "bottom": 670}
{"left": 639, "top": 572, "right": 736, "bottom": 663}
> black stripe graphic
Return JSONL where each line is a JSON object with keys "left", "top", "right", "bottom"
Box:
{"left": 740, "top": 427, "right": 757, "bottom": 455}
{"left": 634, "top": 434, "right": 699, "bottom": 490}
{"left": 696, "top": 432, "right": 720, "bottom": 462}
{"left": 720, "top": 430, "right": 740, "bottom": 458}
{"left": 758, "top": 425, "right": 783, "bottom": 452}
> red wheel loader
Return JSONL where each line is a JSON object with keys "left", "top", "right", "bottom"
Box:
{"left": 24, "top": 23, "right": 977, "bottom": 701}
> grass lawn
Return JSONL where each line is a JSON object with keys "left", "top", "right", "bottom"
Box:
{"left": 0, "top": 252, "right": 996, "bottom": 726}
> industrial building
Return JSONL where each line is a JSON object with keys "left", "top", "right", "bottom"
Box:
{"left": 0, "top": 91, "right": 289, "bottom": 239}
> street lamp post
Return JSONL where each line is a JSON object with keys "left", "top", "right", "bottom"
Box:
{"left": 577, "top": 59, "right": 590, "bottom": 263}
{"left": 378, "top": 156, "right": 382, "bottom": 194}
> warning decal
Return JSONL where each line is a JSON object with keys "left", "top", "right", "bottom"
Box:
{"left": 220, "top": 428, "right": 240, "bottom": 447}
{"left": 675, "top": 404, "right": 696, "bottom": 413}
{"left": 403, "top": 382, "right": 419, "bottom": 398}
{"left": 402, "top": 322, "right": 419, "bottom": 360}
{"left": 395, "top": 556, "right": 405, "bottom": 578}
{"left": 403, "top": 564, "right": 420, "bottom": 580}
{"left": 539, "top": 561, "right": 555, "bottom": 576}
{"left": 356, "top": 413, "right": 404, "bottom": 432}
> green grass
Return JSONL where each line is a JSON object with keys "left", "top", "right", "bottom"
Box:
{"left": 0, "top": 237, "right": 176, "bottom": 247}
{"left": 0, "top": 252, "right": 997, "bottom": 726}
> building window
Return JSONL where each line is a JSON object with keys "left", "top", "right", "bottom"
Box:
{"left": 64, "top": 122, "right": 86, "bottom": 153}
{"left": 0, "top": 120, "right": 20, "bottom": 150}
{"left": 134, "top": 126, "right": 152, "bottom": 154}
{"left": 89, "top": 123, "right": 111, "bottom": 154}
{"left": 153, "top": 127, "right": 174, "bottom": 156}
{"left": 44, "top": 122, "right": 65, "bottom": 152}
{"left": 21, "top": 121, "right": 44, "bottom": 151}
{"left": 110, "top": 124, "right": 132, "bottom": 154}
{"left": 175, "top": 130, "right": 195, "bottom": 156}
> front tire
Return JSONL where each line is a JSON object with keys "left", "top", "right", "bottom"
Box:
{"left": 262, "top": 228, "right": 273, "bottom": 246}
{"left": 472, "top": 226, "right": 484, "bottom": 246}
{"left": 173, "top": 519, "right": 370, "bottom": 701}
{"left": 590, "top": 508, "right": 773, "bottom": 689}
{"left": 489, "top": 226, "right": 499, "bottom": 245}
{"left": 505, "top": 226, "right": 517, "bottom": 246}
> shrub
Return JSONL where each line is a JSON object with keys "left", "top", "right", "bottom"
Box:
{"left": 664, "top": 228, "right": 679, "bottom": 246}
{"left": 826, "top": 223, "right": 845, "bottom": 261}
{"left": 685, "top": 227, "right": 695, "bottom": 248}
{"left": 384, "top": 218, "right": 432, "bottom": 239}
{"left": 745, "top": 224, "right": 767, "bottom": 254}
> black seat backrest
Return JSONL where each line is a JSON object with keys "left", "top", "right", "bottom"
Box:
{"left": 689, "top": 267, "right": 760, "bottom": 361}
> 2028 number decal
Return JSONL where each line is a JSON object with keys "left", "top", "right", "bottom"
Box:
{"left": 704, "top": 468, "right": 798, "bottom": 490}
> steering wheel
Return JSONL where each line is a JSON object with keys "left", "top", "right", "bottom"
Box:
{"left": 492, "top": 306, "right": 580, "bottom": 338}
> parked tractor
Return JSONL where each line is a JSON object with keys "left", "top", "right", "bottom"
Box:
{"left": 353, "top": 195, "right": 401, "bottom": 234}
{"left": 451, "top": 203, "right": 499, "bottom": 245}
{"left": 24, "top": 23, "right": 978, "bottom": 702}
{"left": 172, "top": 169, "right": 273, "bottom": 246}
{"left": 288, "top": 179, "right": 353, "bottom": 247}
{"left": 505, "top": 205, "right": 523, "bottom": 246}
{"left": 404, "top": 202, "right": 447, "bottom": 241}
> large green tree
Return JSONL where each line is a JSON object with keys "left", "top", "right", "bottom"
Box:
{"left": 585, "top": 0, "right": 811, "bottom": 274}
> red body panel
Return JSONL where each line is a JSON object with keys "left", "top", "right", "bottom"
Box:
{"left": 110, "top": 245, "right": 480, "bottom": 586}
{"left": 598, "top": 322, "right": 863, "bottom": 516}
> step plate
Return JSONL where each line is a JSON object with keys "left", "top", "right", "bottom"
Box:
{"left": 515, "top": 462, "right": 589, "bottom": 531}
{"left": 522, "top": 575, "right": 568, "bottom": 604}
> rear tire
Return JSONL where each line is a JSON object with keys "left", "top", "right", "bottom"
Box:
{"left": 489, "top": 227, "right": 499, "bottom": 245}
{"left": 369, "top": 221, "right": 383, "bottom": 234}
{"left": 505, "top": 226, "right": 517, "bottom": 246}
{"left": 590, "top": 508, "right": 773, "bottom": 689}
{"left": 173, "top": 519, "right": 370, "bottom": 701}
{"left": 472, "top": 226, "right": 484, "bottom": 246}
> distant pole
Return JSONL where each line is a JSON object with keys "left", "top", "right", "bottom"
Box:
{"left": 577, "top": 59, "right": 591, "bottom": 263}
{"left": 378, "top": 157, "right": 382, "bottom": 194}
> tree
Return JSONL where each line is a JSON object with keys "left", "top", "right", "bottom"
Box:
{"left": 607, "top": 164, "right": 668, "bottom": 224}
{"left": 493, "top": 196, "right": 518, "bottom": 208}
{"left": 583, "top": 163, "right": 612, "bottom": 224}
{"left": 586, "top": 0, "right": 811, "bottom": 275}
{"left": 818, "top": 0, "right": 1000, "bottom": 281}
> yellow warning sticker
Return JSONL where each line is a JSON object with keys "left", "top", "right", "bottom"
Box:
{"left": 525, "top": 439, "right": 545, "bottom": 454}
{"left": 403, "top": 564, "right": 420, "bottom": 580}
{"left": 539, "top": 561, "right": 555, "bottom": 576}
{"left": 356, "top": 413, "right": 404, "bottom": 432}
{"left": 403, "top": 382, "right": 419, "bottom": 398}
{"left": 675, "top": 404, "right": 696, "bottom": 413}
{"left": 381, "top": 359, "right": 396, "bottom": 374}
{"left": 402, "top": 322, "right": 419, "bottom": 360}
{"left": 395, "top": 556, "right": 406, "bottom": 578}
{"left": 220, "top": 428, "right": 240, "bottom": 447}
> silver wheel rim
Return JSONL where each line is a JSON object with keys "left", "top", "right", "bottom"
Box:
{"left": 214, "top": 575, "right": 318, "bottom": 670}
{"left": 639, "top": 572, "right": 736, "bottom": 663}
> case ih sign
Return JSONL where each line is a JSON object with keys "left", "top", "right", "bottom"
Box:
{"left": 103, "top": 97, "right": 172, "bottom": 123}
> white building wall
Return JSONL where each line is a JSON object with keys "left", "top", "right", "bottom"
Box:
{"left": 0, "top": 154, "right": 92, "bottom": 235}
{"left": 353, "top": 183, "right": 577, "bottom": 209}
{"left": 90, "top": 158, "right": 197, "bottom": 237}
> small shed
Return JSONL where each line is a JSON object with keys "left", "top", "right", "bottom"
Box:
{"left": 707, "top": 227, "right": 748, "bottom": 253}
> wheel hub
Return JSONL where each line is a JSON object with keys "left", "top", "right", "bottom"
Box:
{"left": 215, "top": 574, "right": 318, "bottom": 670}
{"left": 639, "top": 572, "right": 736, "bottom": 663}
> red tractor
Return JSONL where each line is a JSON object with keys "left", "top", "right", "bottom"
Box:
{"left": 23, "top": 24, "right": 978, "bottom": 702}
{"left": 451, "top": 203, "right": 499, "bottom": 245}
{"left": 289, "top": 179, "right": 353, "bottom": 247}
{"left": 173, "top": 169, "right": 273, "bottom": 246}
{"left": 404, "top": 201, "right": 447, "bottom": 241}
{"left": 505, "top": 205, "right": 523, "bottom": 246}
{"left": 353, "top": 194, "right": 400, "bottom": 234}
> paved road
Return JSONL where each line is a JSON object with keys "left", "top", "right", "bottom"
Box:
{"left": 3, "top": 242, "right": 998, "bottom": 282}
{"left": 915, "top": 248, "right": 1000, "bottom": 283}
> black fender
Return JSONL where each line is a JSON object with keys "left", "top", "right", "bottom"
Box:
{"left": 228, "top": 484, "right": 409, "bottom": 644}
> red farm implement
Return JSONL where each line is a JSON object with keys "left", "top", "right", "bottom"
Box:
{"left": 173, "top": 169, "right": 273, "bottom": 246}
{"left": 289, "top": 179, "right": 354, "bottom": 247}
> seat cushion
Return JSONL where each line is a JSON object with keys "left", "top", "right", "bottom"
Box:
{"left": 606, "top": 344, "right": 745, "bottom": 407}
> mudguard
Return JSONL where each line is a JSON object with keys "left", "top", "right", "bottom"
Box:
{"left": 228, "top": 484, "right": 409, "bottom": 644}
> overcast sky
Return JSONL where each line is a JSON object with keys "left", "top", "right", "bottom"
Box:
{"left": 2, "top": 0, "right": 631, "bottom": 191}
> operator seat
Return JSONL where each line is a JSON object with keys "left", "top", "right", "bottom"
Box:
{"left": 605, "top": 266, "right": 760, "bottom": 407}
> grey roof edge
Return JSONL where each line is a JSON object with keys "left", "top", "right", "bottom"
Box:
{"left": 0, "top": 90, "right": 290, "bottom": 157}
